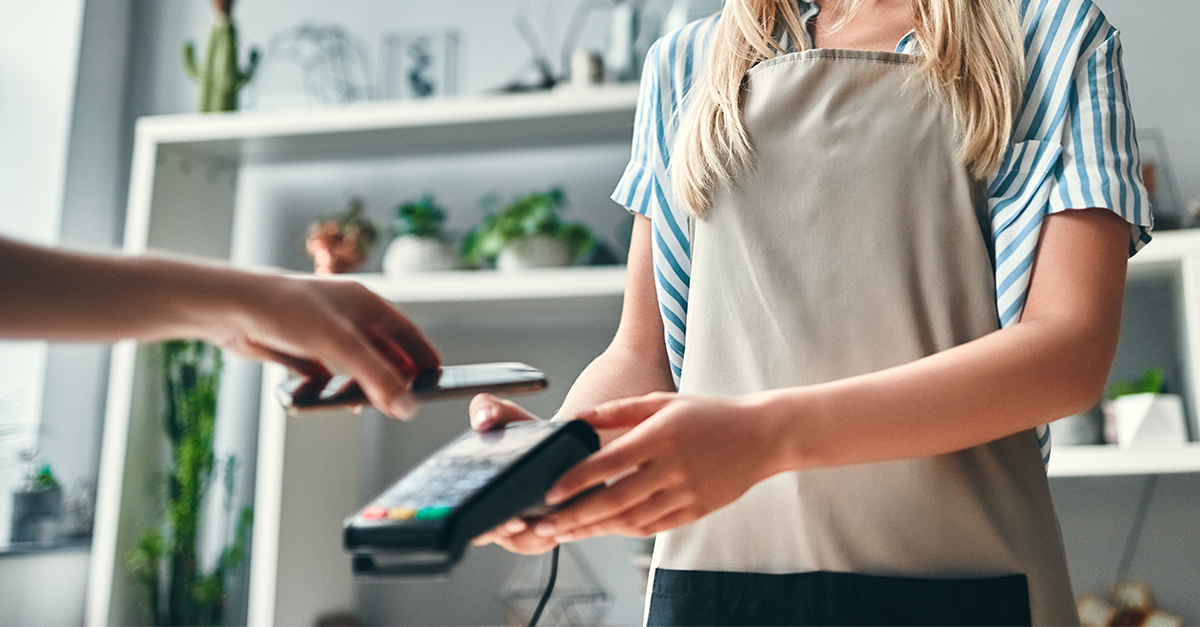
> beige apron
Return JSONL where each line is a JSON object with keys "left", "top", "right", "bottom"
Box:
{"left": 646, "top": 50, "right": 1078, "bottom": 626}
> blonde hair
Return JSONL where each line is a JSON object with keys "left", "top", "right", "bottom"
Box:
{"left": 673, "top": 0, "right": 1025, "bottom": 218}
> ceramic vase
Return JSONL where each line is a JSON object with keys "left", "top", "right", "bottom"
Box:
{"left": 383, "top": 235, "right": 459, "bottom": 276}
{"left": 496, "top": 236, "right": 571, "bottom": 271}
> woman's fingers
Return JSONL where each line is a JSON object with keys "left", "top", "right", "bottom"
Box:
{"left": 318, "top": 323, "right": 417, "bottom": 419}
{"left": 544, "top": 420, "right": 659, "bottom": 505}
{"left": 535, "top": 457, "right": 689, "bottom": 539}
{"left": 469, "top": 393, "right": 540, "bottom": 431}
{"left": 371, "top": 301, "right": 441, "bottom": 372}
{"left": 576, "top": 392, "right": 676, "bottom": 430}
{"left": 471, "top": 518, "right": 559, "bottom": 555}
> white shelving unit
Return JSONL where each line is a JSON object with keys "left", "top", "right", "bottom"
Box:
{"left": 1049, "top": 443, "right": 1200, "bottom": 477}
{"left": 88, "top": 81, "right": 1200, "bottom": 626}
{"left": 87, "top": 87, "right": 638, "bottom": 627}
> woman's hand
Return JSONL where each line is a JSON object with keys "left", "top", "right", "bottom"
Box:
{"left": 532, "top": 393, "right": 781, "bottom": 543}
{"left": 217, "top": 275, "right": 440, "bottom": 420}
{"left": 470, "top": 391, "right": 783, "bottom": 552}
{"left": 467, "top": 394, "right": 564, "bottom": 554}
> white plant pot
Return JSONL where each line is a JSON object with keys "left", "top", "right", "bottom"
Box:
{"left": 496, "top": 236, "right": 571, "bottom": 271}
{"left": 383, "top": 235, "right": 459, "bottom": 276}
{"left": 1103, "top": 393, "right": 1188, "bottom": 449}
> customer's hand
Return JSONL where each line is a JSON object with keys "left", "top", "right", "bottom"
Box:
{"left": 216, "top": 274, "right": 439, "bottom": 419}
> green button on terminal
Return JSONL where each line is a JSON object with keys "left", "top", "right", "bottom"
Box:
{"left": 415, "top": 506, "right": 453, "bottom": 520}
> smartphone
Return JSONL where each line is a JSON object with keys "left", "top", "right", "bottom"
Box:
{"left": 276, "top": 362, "right": 548, "bottom": 414}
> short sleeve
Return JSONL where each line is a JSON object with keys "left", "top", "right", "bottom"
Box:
{"left": 611, "top": 40, "right": 672, "bottom": 219}
{"left": 1046, "top": 28, "right": 1153, "bottom": 254}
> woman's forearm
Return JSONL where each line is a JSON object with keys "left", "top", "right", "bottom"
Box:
{"left": 555, "top": 341, "right": 676, "bottom": 445}
{"left": 0, "top": 238, "right": 251, "bottom": 343}
{"left": 754, "top": 208, "right": 1130, "bottom": 475}
{"left": 753, "top": 315, "right": 1111, "bottom": 474}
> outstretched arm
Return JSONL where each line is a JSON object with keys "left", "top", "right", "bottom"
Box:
{"left": 0, "top": 236, "right": 440, "bottom": 418}
{"left": 525, "top": 207, "right": 1129, "bottom": 543}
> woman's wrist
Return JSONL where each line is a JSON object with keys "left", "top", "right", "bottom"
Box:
{"left": 740, "top": 387, "right": 824, "bottom": 478}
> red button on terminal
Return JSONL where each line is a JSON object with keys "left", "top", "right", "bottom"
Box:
{"left": 362, "top": 506, "right": 388, "bottom": 520}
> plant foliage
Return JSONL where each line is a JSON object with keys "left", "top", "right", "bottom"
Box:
{"left": 126, "top": 341, "right": 253, "bottom": 626}
{"left": 1107, "top": 366, "right": 1167, "bottom": 400}
{"left": 461, "top": 189, "right": 595, "bottom": 267}
{"left": 393, "top": 196, "right": 447, "bottom": 239}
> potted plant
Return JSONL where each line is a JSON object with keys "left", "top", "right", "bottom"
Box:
{"left": 305, "top": 198, "right": 379, "bottom": 274}
{"left": 182, "top": 0, "right": 259, "bottom": 113}
{"left": 11, "top": 459, "right": 63, "bottom": 544}
{"left": 126, "top": 341, "right": 253, "bottom": 626}
{"left": 383, "top": 196, "right": 460, "bottom": 275}
{"left": 461, "top": 189, "right": 595, "bottom": 271}
{"left": 1103, "top": 367, "right": 1189, "bottom": 448}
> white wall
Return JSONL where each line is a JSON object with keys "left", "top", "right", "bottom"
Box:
{"left": 0, "top": 0, "right": 86, "bottom": 548}
{"left": 1102, "top": 2, "right": 1200, "bottom": 211}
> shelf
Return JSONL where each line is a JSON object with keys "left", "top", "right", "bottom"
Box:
{"left": 349, "top": 266, "right": 627, "bottom": 303}
{"left": 1047, "top": 443, "right": 1200, "bottom": 477}
{"left": 344, "top": 266, "right": 627, "bottom": 329}
{"left": 135, "top": 86, "right": 640, "bottom": 165}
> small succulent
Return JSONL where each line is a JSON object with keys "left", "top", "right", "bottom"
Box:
{"left": 393, "top": 196, "right": 447, "bottom": 239}
{"left": 306, "top": 198, "right": 379, "bottom": 274}
{"left": 32, "top": 463, "right": 58, "bottom": 491}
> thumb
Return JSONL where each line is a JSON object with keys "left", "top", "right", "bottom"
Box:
{"left": 470, "top": 393, "right": 540, "bottom": 431}
{"left": 574, "top": 392, "right": 676, "bottom": 430}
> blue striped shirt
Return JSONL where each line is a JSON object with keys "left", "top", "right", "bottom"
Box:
{"left": 611, "top": 0, "right": 1152, "bottom": 461}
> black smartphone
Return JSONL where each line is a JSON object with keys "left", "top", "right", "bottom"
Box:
{"left": 276, "top": 362, "right": 548, "bottom": 415}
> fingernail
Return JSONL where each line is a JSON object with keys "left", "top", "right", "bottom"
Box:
{"left": 534, "top": 521, "right": 558, "bottom": 537}
{"left": 574, "top": 408, "right": 598, "bottom": 422}
{"left": 554, "top": 533, "right": 576, "bottom": 543}
{"left": 474, "top": 408, "right": 496, "bottom": 429}
{"left": 392, "top": 397, "right": 415, "bottom": 420}
{"left": 504, "top": 518, "right": 527, "bottom": 533}
{"left": 545, "top": 489, "right": 565, "bottom": 506}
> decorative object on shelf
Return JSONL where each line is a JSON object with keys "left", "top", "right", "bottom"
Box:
{"left": 499, "top": 544, "right": 612, "bottom": 626}
{"left": 502, "top": 0, "right": 561, "bottom": 92}
{"left": 383, "top": 196, "right": 459, "bottom": 276}
{"left": 182, "top": 0, "right": 259, "bottom": 113}
{"left": 603, "top": 0, "right": 645, "bottom": 82}
{"left": 559, "top": 0, "right": 652, "bottom": 87}
{"left": 461, "top": 189, "right": 595, "bottom": 271}
{"left": 10, "top": 460, "right": 64, "bottom": 544}
{"left": 126, "top": 341, "right": 253, "bottom": 627}
{"left": 1049, "top": 407, "right": 1104, "bottom": 445}
{"left": 1077, "top": 582, "right": 1183, "bottom": 627}
{"left": 570, "top": 49, "right": 605, "bottom": 89}
{"left": 249, "top": 23, "right": 372, "bottom": 109}
{"left": 306, "top": 198, "right": 380, "bottom": 275}
{"left": 1102, "top": 367, "right": 1189, "bottom": 448}
{"left": 380, "top": 28, "right": 461, "bottom": 100}
{"left": 1138, "top": 129, "right": 1188, "bottom": 230}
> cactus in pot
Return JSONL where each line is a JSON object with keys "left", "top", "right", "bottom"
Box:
{"left": 183, "top": 0, "right": 259, "bottom": 113}
{"left": 384, "top": 196, "right": 460, "bottom": 276}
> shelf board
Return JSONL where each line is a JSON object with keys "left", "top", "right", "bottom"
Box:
{"left": 136, "top": 86, "right": 640, "bottom": 165}
{"left": 349, "top": 265, "right": 627, "bottom": 303}
{"left": 1047, "top": 443, "right": 1200, "bottom": 477}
